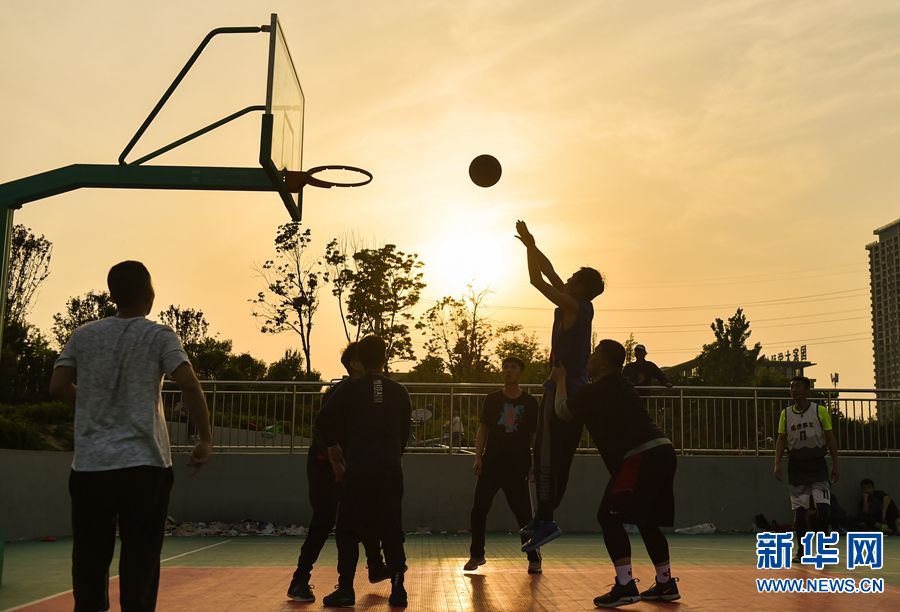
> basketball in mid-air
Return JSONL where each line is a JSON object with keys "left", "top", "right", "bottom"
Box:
{"left": 468, "top": 154, "right": 502, "bottom": 188}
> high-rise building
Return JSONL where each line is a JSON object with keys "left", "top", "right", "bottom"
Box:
{"left": 867, "top": 218, "right": 900, "bottom": 395}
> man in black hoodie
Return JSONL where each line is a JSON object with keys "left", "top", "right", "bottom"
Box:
{"left": 287, "top": 342, "right": 387, "bottom": 602}
{"left": 317, "top": 335, "right": 412, "bottom": 608}
{"left": 553, "top": 339, "right": 679, "bottom": 608}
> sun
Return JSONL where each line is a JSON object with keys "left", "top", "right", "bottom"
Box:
{"left": 421, "top": 226, "right": 512, "bottom": 298}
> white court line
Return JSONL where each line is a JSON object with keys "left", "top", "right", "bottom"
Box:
{"left": 5, "top": 540, "right": 232, "bottom": 611}
{"left": 160, "top": 539, "right": 231, "bottom": 564}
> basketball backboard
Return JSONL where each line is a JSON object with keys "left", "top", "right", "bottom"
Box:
{"left": 260, "top": 13, "right": 304, "bottom": 221}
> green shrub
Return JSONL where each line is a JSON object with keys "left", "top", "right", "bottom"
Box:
{"left": 16, "top": 402, "right": 73, "bottom": 424}
{"left": 0, "top": 414, "right": 49, "bottom": 450}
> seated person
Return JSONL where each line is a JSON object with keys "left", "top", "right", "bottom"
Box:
{"left": 857, "top": 478, "right": 899, "bottom": 533}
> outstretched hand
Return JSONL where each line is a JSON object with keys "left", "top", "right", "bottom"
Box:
{"left": 515, "top": 220, "right": 536, "bottom": 248}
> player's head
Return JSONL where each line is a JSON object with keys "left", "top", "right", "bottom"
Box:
{"left": 588, "top": 339, "right": 626, "bottom": 378}
{"left": 564, "top": 267, "right": 605, "bottom": 301}
{"left": 634, "top": 344, "right": 647, "bottom": 360}
{"left": 107, "top": 261, "right": 154, "bottom": 315}
{"left": 501, "top": 356, "right": 525, "bottom": 384}
{"left": 789, "top": 376, "right": 811, "bottom": 400}
{"left": 358, "top": 335, "right": 387, "bottom": 373}
{"left": 340, "top": 342, "right": 363, "bottom": 378}
{"left": 860, "top": 478, "right": 875, "bottom": 495}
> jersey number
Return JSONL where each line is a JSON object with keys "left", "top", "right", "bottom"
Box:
{"left": 799, "top": 430, "right": 807, "bottom": 441}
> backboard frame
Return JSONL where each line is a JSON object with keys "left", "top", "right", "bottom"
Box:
{"left": 260, "top": 13, "right": 304, "bottom": 221}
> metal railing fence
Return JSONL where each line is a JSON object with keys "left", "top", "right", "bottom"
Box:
{"left": 162, "top": 381, "right": 900, "bottom": 456}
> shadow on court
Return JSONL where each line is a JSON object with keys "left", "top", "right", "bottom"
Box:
{"left": 3, "top": 535, "right": 898, "bottom": 611}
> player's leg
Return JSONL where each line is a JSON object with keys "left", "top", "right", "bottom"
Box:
{"left": 523, "top": 388, "right": 564, "bottom": 551}
{"left": 380, "top": 466, "right": 409, "bottom": 607}
{"left": 551, "top": 419, "right": 582, "bottom": 508}
{"left": 811, "top": 484, "right": 832, "bottom": 533}
{"left": 324, "top": 478, "right": 361, "bottom": 607}
{"left": 636, "top": 445, "right": 680, "bottom": 602}
{"left": 70, "top": 469, "right": 118, "bottom": 612}
{"left": 289, "top": 457, "right": 336, "bottom": 601}
{"left": 532, "top": 388, "right": 554, "bottom": 522}
{"left": 362, "top": 537, "right": 389, "bottom": 584}
{"left": 596, "top": 511, "right": 641, "bottom": 608}
{"left": 466, "top": 463, "right": 501, "bottom": 570}
{"left": 594, "top": 459, "right": 642, "bottom": 608}
{"left": 500, "top": 465, "right": 541, "bottom": 572}
{"left": 115, "top": 466, "right": 174, "bottom": 612}
{"left": 790, "top": 486, "right": 811, "bottom": 562}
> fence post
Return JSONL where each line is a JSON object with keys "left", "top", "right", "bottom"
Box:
{"left": 679, "top": 388, "right": 685, "bottom": 456}
{"left": 449, "top": 386, "right": 455, "bottom": 455}
{"left": 290, "top": 384, "right": 297, "bottom": 455}
{"left": 754, "top": 389, "right": 759, "bottom": 456}
{"left": 210, "top": 382, "right": 217, "bottom": 444}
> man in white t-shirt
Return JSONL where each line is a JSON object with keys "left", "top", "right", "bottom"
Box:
{"left": 50, "top": 261, "right": 213, "bottom": 612}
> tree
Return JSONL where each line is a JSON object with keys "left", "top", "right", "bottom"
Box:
{"left": 158, "top": 305, "right": 210, "bottom": 348}
{"left": 52, "top": 290, "right": 117, "bottom": 349}
{"left": 403, "top": 354, "right": 450, "bottom": 383}
{"left": 324, "top": 233, "right": 368, "bottom": 343}
{"left": 623, "top": 333, "right": 637, "bottom": 364}
{"left": 4, "top": 225, "right": 53, "bottom": 328}
{"left": 696, "top": 308, "right": 762, "bottom": 386}
{"left": 494, "top": 324, "right": 550, "bottom": 384}
{"left": 266, "top": 349, "right": 320, "bottom": 381}
{"left": 190, "top": 337, "right": 234, "bottom": 380}
{"left": 220, "top": 353, "right": 268, "bottom": 381}
{"left": 252, "top": 223, "right": 327, "bottom": 376}
{"left": 0, "top": 320, "right": 57, "bottom": 404}
{"left": 345, "top": 244, "right": 425, "bottom": 368}
{"left": 420, "top": 287, "right": 494, "bottom": 382}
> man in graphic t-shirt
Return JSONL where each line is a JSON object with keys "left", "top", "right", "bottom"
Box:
{"left": 774, "top": 376, "right": 840, "bottom": 562}
{"left": 464, "top": 356, "right": 541, "bottom": 574}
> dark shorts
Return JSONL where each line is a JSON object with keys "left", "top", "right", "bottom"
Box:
{"left": 599, "top": 443, "right": 676, "bottom": 527}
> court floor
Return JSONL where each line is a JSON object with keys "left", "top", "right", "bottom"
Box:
{"left": 1, "top": 534, "right": 898, "bottom": 611}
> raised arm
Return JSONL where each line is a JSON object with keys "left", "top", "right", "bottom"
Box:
{"left": 515, "top": 220, "right": 578, "bottom": 311}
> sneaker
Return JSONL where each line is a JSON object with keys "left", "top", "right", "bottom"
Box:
{"left": 388, "top": 573, "right": 408, "bottom": 607}
{"left": 594, "top": 579, "right": 641, "bottom": 608}
{"left": 521, "top": 521, "right": 562, "bottom": 552}
{"left": 527, "top": 548, "right": 542, "bottom": 574}
{"left": 368, "top": 563, "right": 391, "bottom": 584}
{"left": 640, "top": 577, "right": 680, "bottom": 602}
{"left": 463, "top": 557, "right": 486, "bottom": 571}
{"left": 322, "top": 585, "right": 355, "bottom": 608}
{"left": 287, "top": 573, "right": 315, "bottom": 602}
{"left": 519, "top": 517, "right": 538, "bottom": 537}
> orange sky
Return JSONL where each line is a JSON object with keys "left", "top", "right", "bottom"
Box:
{"left": 2, "top": 1, "right": 897, "bottom": 386}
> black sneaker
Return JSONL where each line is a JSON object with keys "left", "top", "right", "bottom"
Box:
{"left": 527, "top": 549, "right": 542, "bottom": 574}
{"left": 463, "top": 557, "right": 486, "bottom": 571}
{"left": 640, "top": 577, "right": 680, "bottom": 602}
{"left": 593, "top": 579, "right": 640, "bottom": 608}
{"left": 287, "top": 573, "right": 315, "bottom": 602}
{"left": 322, "top": 585, "right": 355, "bottom": 608}
{"left": 388, "top": 573, "right": 408, "bottom": 607}
{"left": 368, "top": 563, "right": 391, "bottom": 583}
{"left": 522, "top": 521, "right": 562, "bottom": 552}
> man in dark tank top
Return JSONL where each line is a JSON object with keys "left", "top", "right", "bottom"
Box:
{"left": 514, "top": 220, "right": 605, "bottom": 553}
